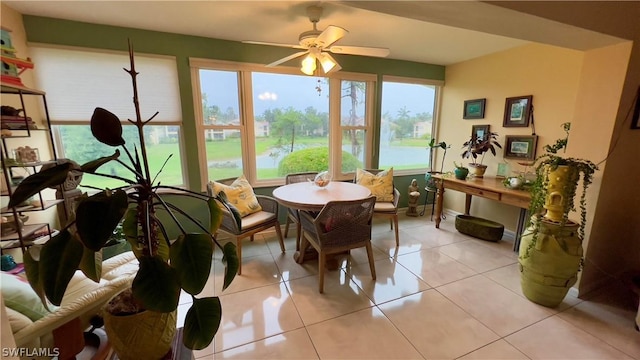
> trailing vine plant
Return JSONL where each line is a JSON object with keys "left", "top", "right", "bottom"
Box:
{"left": 523, "top": 122, "right": 598, "bottom": 259}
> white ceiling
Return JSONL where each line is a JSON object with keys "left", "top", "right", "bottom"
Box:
{"left": 3, "top": 1, "right": 624, "bottom": 66}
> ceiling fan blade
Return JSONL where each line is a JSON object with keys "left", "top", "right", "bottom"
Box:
{"left": 266, "top": 51, "right": 309, "bottom": 67}
{"left": 328, "top": 45, "right": 390, "bottom": 58}
{"left": 316, "top": 25, "right": 348, "bottom": 48}
{"left": 243, "top": 40, "right": 306, "bottom": 50}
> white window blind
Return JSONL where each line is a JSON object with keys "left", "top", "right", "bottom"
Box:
{"left": 30, "top": 46, "right": 181, "bottom": 124}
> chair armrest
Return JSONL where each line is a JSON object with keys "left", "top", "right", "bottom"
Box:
{"left": 256, "top": 195, "right": 279, "bottom": 215}
{"left": 393, "top": 188, "right": 400, "bottom": 208}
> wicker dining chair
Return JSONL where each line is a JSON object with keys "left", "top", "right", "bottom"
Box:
{"left": 284, "top": 172, "right": 318, "bottom": 250}
{"left": 298, "top": 196, "right": 377, "bottom": 293}
{"left": 354, "top": 169, "right": 400, "bottom": 246}
{"left": 207, "top": 177, "right": 285, "bottom": 275}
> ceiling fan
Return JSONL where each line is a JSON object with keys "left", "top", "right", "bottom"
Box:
{"left": 243, "top": 5, "right": 390, "bottom": 75}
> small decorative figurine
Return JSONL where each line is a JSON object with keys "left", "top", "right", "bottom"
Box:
{"left": 406, "top": 178, "right": 420, "bottom": 217}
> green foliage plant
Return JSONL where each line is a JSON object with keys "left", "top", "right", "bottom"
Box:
{"left": 277, "top": 147, "right": 361, "bottom": 175}
{"left": 461, "top": 131, "right": 502, "bottom": 165}
{"left": 8, "top": 43, "right": 240, "bottom": 350}
{"left": 427, "top": 138, "right": 450, "bottom": 173}
{"left": 523, "top": 122, "right": 598, "bottom": 259}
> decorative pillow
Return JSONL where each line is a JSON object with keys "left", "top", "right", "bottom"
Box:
{"left": 356, "top": 168, "right": 394, "bottom": 202}
{"left": 209, "top": 175, "right": 262, "bottom": 217}
{"left": 1, "top": 273, "right": 57, "bottom": 321}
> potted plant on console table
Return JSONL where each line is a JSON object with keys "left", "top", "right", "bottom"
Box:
{"left": 518, "top": 122, "right": 598, "bottom": 307}
{"left": 8, "top": 42, "right": 241, "bottom": 359}
{"left": 461, "top": 131, "right": 502, "bottom": 177}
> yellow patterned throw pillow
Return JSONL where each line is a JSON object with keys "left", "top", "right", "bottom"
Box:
{"left": 356, "top": 168, "right": 394, "bottom": 202}
{"left": 209, "top": 175, "right": 262, "bottom": 217}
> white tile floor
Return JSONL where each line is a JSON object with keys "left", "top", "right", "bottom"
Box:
{"left": 179, "top": 213, "right": 640, "bottom": 360}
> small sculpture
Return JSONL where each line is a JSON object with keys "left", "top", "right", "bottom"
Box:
{"left": 406, "top": 178, "right": 420, "bottom": 217}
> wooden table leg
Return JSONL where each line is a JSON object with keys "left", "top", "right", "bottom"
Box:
{"left": 464, "top": 194, "right": 472, "bottom": 215}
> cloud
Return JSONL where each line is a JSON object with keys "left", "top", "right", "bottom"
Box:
{"left": 257, "top": 91, "right": 278, "bottom": 101}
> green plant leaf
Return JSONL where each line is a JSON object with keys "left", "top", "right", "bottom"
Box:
{"left": 80, "top": 150, "right": 120, "bottom": 174}
{"left": 8, "top": 163, "right": 72, "bottom": 208}
{"left": 182, "top": 297, "right": 221, "bottom": 350}
{"left": 76, "top": 190, "right": 128, "bottom": 251}
{"left": 122, "top": 207, "right": 143, "bottom": 259}
{"left": 79, "top": 245, "right": 102, "bottom": 282}
{"left": 39, "top": 229, "right": 84, "bottom": 305}
{"left": 170, "top": 234, "right": 213, "bottom": 295}
{"left": 90, "top": 107, "right": 125, "bottom": 146}
{"left": 132, "top": 256, "right": 180, "bottom": 312}
{"left": 23, "top": 245, "right": 50, "bottom": 311}
{"left": 208, "top": 198, "right": 223, "bottom": 234}
{"left": 221, "top": 242, "right": 238, "bottom": 290}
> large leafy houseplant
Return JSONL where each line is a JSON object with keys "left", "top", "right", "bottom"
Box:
{"left": 8, "top": 43, "right": 240, "bottom": 350}
{"left": 461, "top": 131, "right": 502, "bottom": 166}
{"left": 523, "top": 122, "right": 598, "bottom": 258}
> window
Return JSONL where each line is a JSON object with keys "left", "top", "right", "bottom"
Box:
{"left": 379, "top": 77, "right": 439, "bottom": 172}
{"left": 30, "top": 46, "right": 185, "bottom": 188}
{"left": 191, "top": 59, "right": 375, "bottom": 185}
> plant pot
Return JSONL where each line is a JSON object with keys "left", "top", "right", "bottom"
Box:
{"left": 424, "top": 171, "right": 441, "bottom": 191}
{"left": 468, "top": 163, "right": 487, "bottom": 178}
{"left": 518, "top": 219, "right": 582, "bottom": 307}
{"left": 103, "top": 307, "right": 177, "bottom": 360}
{"left": 454, "top": 167, "right": 469, "bottom": 180}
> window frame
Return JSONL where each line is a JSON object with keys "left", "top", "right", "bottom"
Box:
{"left": 190, "top": 58, "right": 377, "bottom": 188}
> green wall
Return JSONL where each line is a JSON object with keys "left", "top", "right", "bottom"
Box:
{"left": 23, "top": 15, "right": 444, "bottom": 197}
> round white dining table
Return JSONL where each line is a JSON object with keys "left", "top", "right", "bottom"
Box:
{"left": 272, "top": 181, "right": 371, "bottom": 212}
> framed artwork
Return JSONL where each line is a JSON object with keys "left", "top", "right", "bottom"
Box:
{"left": 632, "top": 86, "right": 640, "bottom": 129}
{"left": 471, "top": 124, "right": 490, "bottom": 140}
{"left": 504, "top": 135, "right": 538, "bottom": 161}
{"left": 463, "top": 98, "right": 486, "bottom": 119}
{"left": 503, "top": 95, "right": 533, "bottom": 127}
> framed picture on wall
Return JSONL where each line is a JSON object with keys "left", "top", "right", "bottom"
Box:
{"left": 504, "top": 135, "right": 538, "bottom": 161}
{"left": 471, "top": 124, "right": 490, "bottom": 140}
{"left": 463, "top": 98, "right": 486, "bottom": 119}
{"left": 503, "top": 95, "right": 533, "bottom": 127}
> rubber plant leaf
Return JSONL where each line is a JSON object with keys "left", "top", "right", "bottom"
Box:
{"left": 170, "top": 233, "right": 213, "bottom": 295}
{"left": 122, "top": 208, "right": 170, "bottom": 262}
{"left": 132, "top": 256, "right": 180, "bottom": 312}
{"left": 80, "top": 149, "right": 120, "bottom": 174}
{"left": 76, "top": 189, "right": 128, "bottom": 251}
{"left": 8, "top": 162, "right": 72, "bottom": 208}
{"left": 78, "top": 243, "right": 102, "bottom": 282}
{"left": 90, "top": 107, "right": 125, "bottom": 146}
{"left": 221, "top": 242, "right": 239, "bottom": 290}
{"left": 39, "top": 229, "right": 84, "bottom": 306}
{"left": 182, "top": 297, "right": 221, "bottom": 350}
{"left": 23, "top": 245, "right": 50, "bottom": 311}
{"left": 207, "top": 197, "right": 223, "bottom": 234}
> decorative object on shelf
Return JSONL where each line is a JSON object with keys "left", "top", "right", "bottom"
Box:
{"left": 12, "top": 146, "right": 40, "bottom": 164}
{"left": 0, "top": 28, "right": 34, "bottom": 87}
{"left": 519, "top": 122, "right": 598, "bottom": 307}
{"left": 406, "top": 179, "right": 420, "bottom": 217}
{"left": 7, "top": 42, "right": 240, "bottom": 355}
{"left": 504, "top": 135, "right": 538, "bottom": 161}
{"left": 425, "top": 138, "right": 450, "bottom": 191}
{"left": 0, "top": 254, "right": 17, "bottom": 271}
{"left": 461, "top": 129, "right": 501, "bottom": 177}
{"left": 0, "top": 214, "right": 28, "bottom": 236}
{"left": 503, "top": 95, "right": 533, "bottom": 127}
{"left": 453, "top": 162, "right": 469, "bottom": 180}
{"left": 463, "top": 98, "right": 486, "bottom": 119}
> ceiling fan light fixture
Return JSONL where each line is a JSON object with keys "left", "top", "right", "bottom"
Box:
{"left": 319, "top": 53, "right": 339, "bottom": 73}
{"left": 301, "top": 53, "right": 316, "bottom": 75}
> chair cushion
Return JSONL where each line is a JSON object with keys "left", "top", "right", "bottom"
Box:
{"left": 1, "top": 273, "right": 57, "bottom": 321}
{"left": 240, "top": 211, "right": 276, "bottom": 230}
{"left": 356, "top": 168, "right": 394, "bottom": 202}
{"left": 209, "top": 175, "right": 263, "bottom": 217}
{"left": 374, "top": 202, "right": 397, "bottom": 212}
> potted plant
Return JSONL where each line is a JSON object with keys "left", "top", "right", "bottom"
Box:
{"left": 518, "top": 122, "right": 598, "bottom": 307}
{"left": 425, "top": 138, "right": 450, "bottom": 191}
{"left": 8, "top": 43, "right": 241, "bottom": 357}
{"left": 461, "top": 131, "right": 502, "bottom": 177}
{"left": 453, "top": 162, "right": 469, "bottom": 180}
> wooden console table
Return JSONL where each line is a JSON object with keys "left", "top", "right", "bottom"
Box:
{"left": 433, "top": 175, "right": 531, "bottom": 250}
